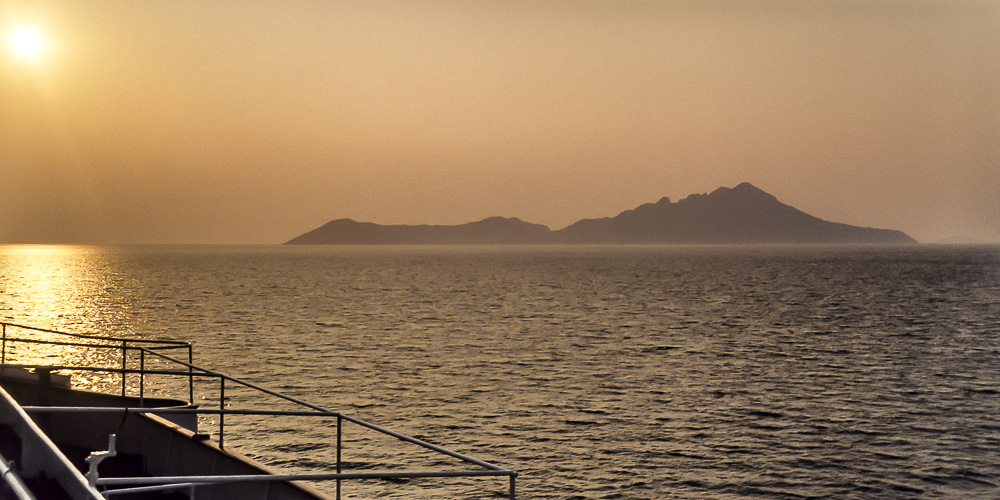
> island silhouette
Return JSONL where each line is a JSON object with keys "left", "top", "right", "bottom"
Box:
{"left": 285, "top": 183, "right": 916, "bottom": 245}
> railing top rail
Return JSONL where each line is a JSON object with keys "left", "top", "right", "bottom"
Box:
{"left": 23, "top": 406, "right": 334, "bottom": 417}
{"left": 97, "top": 469, "right": 514, "bottom": 487}
{"left": 0, "top": 322, "right": 190, "bottom": 347}
{"left": 0, "top": 336, "right": 189, "bottom": 352}
{"left": 3, "top": 364, "right": 216, "bottom": 378}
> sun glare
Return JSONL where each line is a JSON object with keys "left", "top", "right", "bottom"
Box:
{"left": 6, "top": 25, "right": 46, "bottom": 61}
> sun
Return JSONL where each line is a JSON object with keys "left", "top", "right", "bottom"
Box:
{"left": 6, "top": 25, "right": 47, "bottom": 61}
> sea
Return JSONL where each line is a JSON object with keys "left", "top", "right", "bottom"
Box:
{"left": 1, "top": 244, "right": 998, "bottom": 499}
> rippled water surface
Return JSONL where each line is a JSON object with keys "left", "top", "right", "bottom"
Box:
{"left": 1, "top": 244, "right": 999, "bottom": 498}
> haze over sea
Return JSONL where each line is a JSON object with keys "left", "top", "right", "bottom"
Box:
{"left": 1, "top": 244, "right": 998, "bottom": 498}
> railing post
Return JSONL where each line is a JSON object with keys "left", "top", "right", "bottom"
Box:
{"left": 2, "top": 323, "right": 6, "bottom": 365}
{"left": 188, "top": 345, "right": 194, "bottom": 405}
{"left": 337, "top": 415, "right": 342, "bottom": 500}
{"left": 510, "top": 474, "right": 516, "bottom": 500}
{"left": 219, "top": 376, "right": 225, "bottom": 448}
{"left": 121, "top": 340, "right": 128, "bottom": 397}
{"left": 139, "top": 349, "right": 145, "bottom": 407}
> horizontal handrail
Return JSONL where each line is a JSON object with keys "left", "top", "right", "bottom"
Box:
{"left": 0, "top": 337, "right": 188, "bottom": 352}
{"left": 0, "top": 322, "right": 189, "bottom": 347}
{"left": 5, "top": 364, "right": 221, "bottom": 378}
{"left": 98, "top": 469, "right": 514, "bottom": 487}
{"left": 24, "top": 407, "right": 332, "bottom": 417}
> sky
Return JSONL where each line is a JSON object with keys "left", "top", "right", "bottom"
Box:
{"left": 1, "top": 0, "right": 998, "bottom": 244}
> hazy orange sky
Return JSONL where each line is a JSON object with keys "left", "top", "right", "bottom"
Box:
{"left": 2, "top": 1, "right": 997, "bottom": 244}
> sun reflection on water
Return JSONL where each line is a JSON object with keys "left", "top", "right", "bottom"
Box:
{"left": 0, "top": 245, "right": 138, "bottom": 391}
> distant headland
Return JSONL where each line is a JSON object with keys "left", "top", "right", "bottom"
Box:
{"left": 285, "top": 183, "right": 916, "bottom": 245}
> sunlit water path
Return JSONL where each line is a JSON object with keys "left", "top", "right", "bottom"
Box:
{"left": 2, "top": 244, "right": 999, "bottom": 498}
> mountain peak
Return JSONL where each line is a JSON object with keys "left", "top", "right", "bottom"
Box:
{"left": 708, "top": 182, "right": 774, "bottom": 200}
{"left": 558, "top": 183, "right": 914, "bottom": 244}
